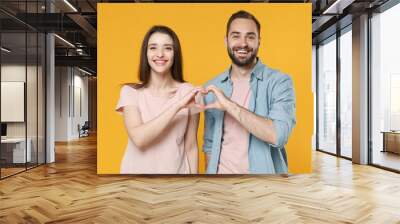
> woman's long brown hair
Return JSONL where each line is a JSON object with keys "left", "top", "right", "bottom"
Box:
{"left": 126, "top": 25, "right": 184, "bottom": 89}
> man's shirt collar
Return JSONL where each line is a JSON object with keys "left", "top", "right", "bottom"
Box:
{"left": 220, "top": 58, "right": 264, "bottom": 83}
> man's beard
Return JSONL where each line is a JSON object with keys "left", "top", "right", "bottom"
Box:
{"left": 227, "top": 46, "right": 258, "bottom": 67}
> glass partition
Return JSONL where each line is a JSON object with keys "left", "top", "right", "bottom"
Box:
{"left": 371, "top": 3, "right": 400, "bottom": 171}
{"left": 317, "top": 35, "right": 337, "bottom": 155}
{"left": 0, "top": 1, "right": 46, "bottom": 179}
{"left": 339, "top": 28, "right": 352, "bottom": 158}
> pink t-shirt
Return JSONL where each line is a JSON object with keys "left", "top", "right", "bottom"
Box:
{"left": 116, "top": 83, "right": 194, "bottom": 174}
{"left": 217, "top": 79, "right": 251, "bottom": 174}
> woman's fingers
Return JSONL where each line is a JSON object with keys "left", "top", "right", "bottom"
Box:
{"left": 179, "top": 85, "right": 226, "bottom": 111}
{"left": 180, "top": 87, "right": 205, "bottom": 109}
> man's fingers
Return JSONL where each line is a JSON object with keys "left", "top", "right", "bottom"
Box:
{"left": 206, "top": 85, "right": 223, "bottom": 95}
{"left": 200, "top": 85, "right": 220, "bottom": 96}
{"left": 205, "top": 85, "right": 216, "bottom": 92}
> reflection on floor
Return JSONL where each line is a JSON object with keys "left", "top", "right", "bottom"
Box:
{"left": 0, "top": 167, "right": 25, "bottom": 177}
{"left": 0, "top": 163, "right": 42, "bottom": 178}
{"left": 341, "top": 147, "right": 352, "bottom": 158}
{"left": 373, "top": 150, "right": 400, "bottom": 171}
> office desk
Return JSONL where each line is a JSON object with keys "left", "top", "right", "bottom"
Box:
{"left": 1, "top": 138, "right": 31, "bottom": 163}
{"left": 381, "top": 131, "right": 400, "bottom": 154}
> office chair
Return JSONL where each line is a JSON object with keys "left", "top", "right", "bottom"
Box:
{"left": 79, "top": 121, "right": 90, "bottom": 138}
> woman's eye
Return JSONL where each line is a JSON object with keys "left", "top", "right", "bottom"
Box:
{"left": 165, "top": 47, "right": 173, "bottom": 51}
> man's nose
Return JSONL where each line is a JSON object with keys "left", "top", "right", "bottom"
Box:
{"left": 238, "top": 36, "right": 248, "bottom": 47}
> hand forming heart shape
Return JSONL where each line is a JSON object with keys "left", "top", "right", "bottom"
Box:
{"left": 179, "top": 85, "right": 230, "bottom": 114}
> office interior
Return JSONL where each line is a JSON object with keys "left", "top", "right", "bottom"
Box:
{"left": 0, "top": 0, "right": 399, "bottom": 222}
{"left": 313, "top": 0, "right": 400, "bottom": 172}
{"left": 0, "top": 0, "right": 97, "bottom": 179}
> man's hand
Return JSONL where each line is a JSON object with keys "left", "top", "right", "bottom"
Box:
{"left": 203, "top": 84, "right": 279, "bottom": 146}
{"left": 203, "top": 85, "right": 233, "bottom": 111}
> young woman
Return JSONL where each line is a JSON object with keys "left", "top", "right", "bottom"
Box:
{"left": 116, "top": 26, "right": 202, "bottom": 174}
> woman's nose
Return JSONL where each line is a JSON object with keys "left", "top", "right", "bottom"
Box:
{"left": 156, "top": 50, "right": 163, "bottom": 57}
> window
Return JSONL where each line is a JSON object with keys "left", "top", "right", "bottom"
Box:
{"left": 339, "top": 28, "right": 352, "bottom": 158}
{"left": 371, "top": 2, "right": 400, "bottom": 171}
{"left": 317, "top": 36, "right": 337, "bottom": 154}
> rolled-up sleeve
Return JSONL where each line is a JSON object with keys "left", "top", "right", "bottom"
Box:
{"left": 268, "top": 75, "right": 296, "bottom": 148}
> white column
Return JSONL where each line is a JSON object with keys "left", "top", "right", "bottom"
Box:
{"left": 46, "top": 1, "right": 55, "bottom": 163}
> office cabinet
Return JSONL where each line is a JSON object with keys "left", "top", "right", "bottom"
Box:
{"left": 382, "top": 131, "right": 400, "bottom": 154}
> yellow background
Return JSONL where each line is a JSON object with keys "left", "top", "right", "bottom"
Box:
{"left": 97, "top": 3, "right": 312, "bottom": 174}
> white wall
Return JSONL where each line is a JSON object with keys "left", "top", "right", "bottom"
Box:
{"left": 55, "top": 66, "right": 70, "bottom": 141}
{"left": 72, "top": 73, "right": 89, "bottom": 138}
{"left": 55, "top": 67, "right": 89, "bottom": 141}
{"left": 1, "top": 65, "right": 38, "bottom": 137}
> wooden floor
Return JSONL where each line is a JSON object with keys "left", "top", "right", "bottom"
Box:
{"left": 1, "top": 135, "right": 400, "bottom": 223}
{"left": 0, "top": 167, "right": 26, "bottom": 178}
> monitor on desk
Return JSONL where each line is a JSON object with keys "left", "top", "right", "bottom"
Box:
{"left": 1, "top": 123, "right": 7, "bottom": 138}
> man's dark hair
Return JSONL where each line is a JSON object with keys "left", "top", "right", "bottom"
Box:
{"left": 226, "top": 10, "right": 261, "bottom": 36}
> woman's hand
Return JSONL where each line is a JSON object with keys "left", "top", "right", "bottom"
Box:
{"left": 176, "top": 87, "right": 205, "bottom": 111}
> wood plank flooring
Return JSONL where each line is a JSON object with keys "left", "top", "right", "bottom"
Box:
{"left": 0, "top": 167, "right": 26, "bottom": 178}
{"left": 0, "top": 134, "right": 400, "bottom": 223}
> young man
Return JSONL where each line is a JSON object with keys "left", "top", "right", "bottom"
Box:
{"left": 203, "top": 10, "right": 296, "bottom": 174}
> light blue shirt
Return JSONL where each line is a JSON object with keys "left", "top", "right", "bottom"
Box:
{"left": 203, "top": 59, "right": 296, "bottom": 174}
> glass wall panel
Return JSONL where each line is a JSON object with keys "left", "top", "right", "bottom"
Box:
{"left": 318, "top": 36, "right": 337, "bottom": 154}
{"left": 371, "top": 3, "right": 400, "bottom": 171}
{"left": 1, "top": 30, "right": 28, "bottom": 177}
{"left": 0, "top": 1, "right": 46, "bottom": 179}
{"left": 26, "top": 0, "right": 39, "bottom": 169}
{"left": 38, "top": 32, "right": 45, "bottom": 165}
{"left": 27, "top": 30, "right": 38, "bottom": 169}
{"left": 339, "top": 28, "right": 352, "bottom": 158}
